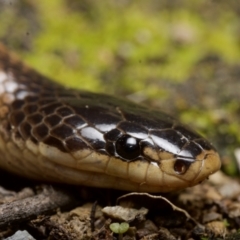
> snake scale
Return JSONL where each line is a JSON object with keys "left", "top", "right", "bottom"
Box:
{"left": 0, "top": 45, "right": 221, "bottom": 192}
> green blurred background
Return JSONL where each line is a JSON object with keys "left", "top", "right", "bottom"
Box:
{"left": 0, "top": 0, "right": 240, "bottom": 174}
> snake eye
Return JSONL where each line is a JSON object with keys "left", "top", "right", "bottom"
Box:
{"left": 116, "top": 135, "right": 140, "bottom": 160}
{"left": 174, "top": 160, "right": 189, "bottom": 175}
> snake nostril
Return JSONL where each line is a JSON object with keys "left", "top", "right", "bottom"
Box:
{"left": 174, "top": 160, "right": 189, "bottom": 175}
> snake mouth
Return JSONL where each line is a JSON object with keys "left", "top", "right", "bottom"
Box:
{"left": 156, "top": 148, "right": 221, "bottom": 191}
{"left": 189, "top": 150, "right": 221, "bottom": 185}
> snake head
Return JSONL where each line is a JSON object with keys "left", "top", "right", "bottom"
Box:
{"left": 103, "top": 109, "right": 221, "bottom": 192}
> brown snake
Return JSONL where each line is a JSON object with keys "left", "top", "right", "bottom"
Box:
{"left": 0, "top": 45, "right": 221, "bottom": 192}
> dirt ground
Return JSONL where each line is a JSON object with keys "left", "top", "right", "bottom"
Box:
{"left": 1, "top": 169, "right": 240, "bottom": 240}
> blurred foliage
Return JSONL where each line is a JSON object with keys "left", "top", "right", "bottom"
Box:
{"left": 1, "top": 0, "right": 240, "bottom": 91}
{"left": 0, "top": 0, "right": 240, "bottom": 173}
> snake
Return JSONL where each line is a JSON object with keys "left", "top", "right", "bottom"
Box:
{"left": 0, "top": 44, "right": 221, "bottom": 193}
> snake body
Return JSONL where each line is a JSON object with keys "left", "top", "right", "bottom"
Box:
{"left": 0, "top": 45, "right": 221, "bottom": 192}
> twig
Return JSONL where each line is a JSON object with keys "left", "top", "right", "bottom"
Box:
{"left": 0, "top": 185, "right": 78, "bottom": 230}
